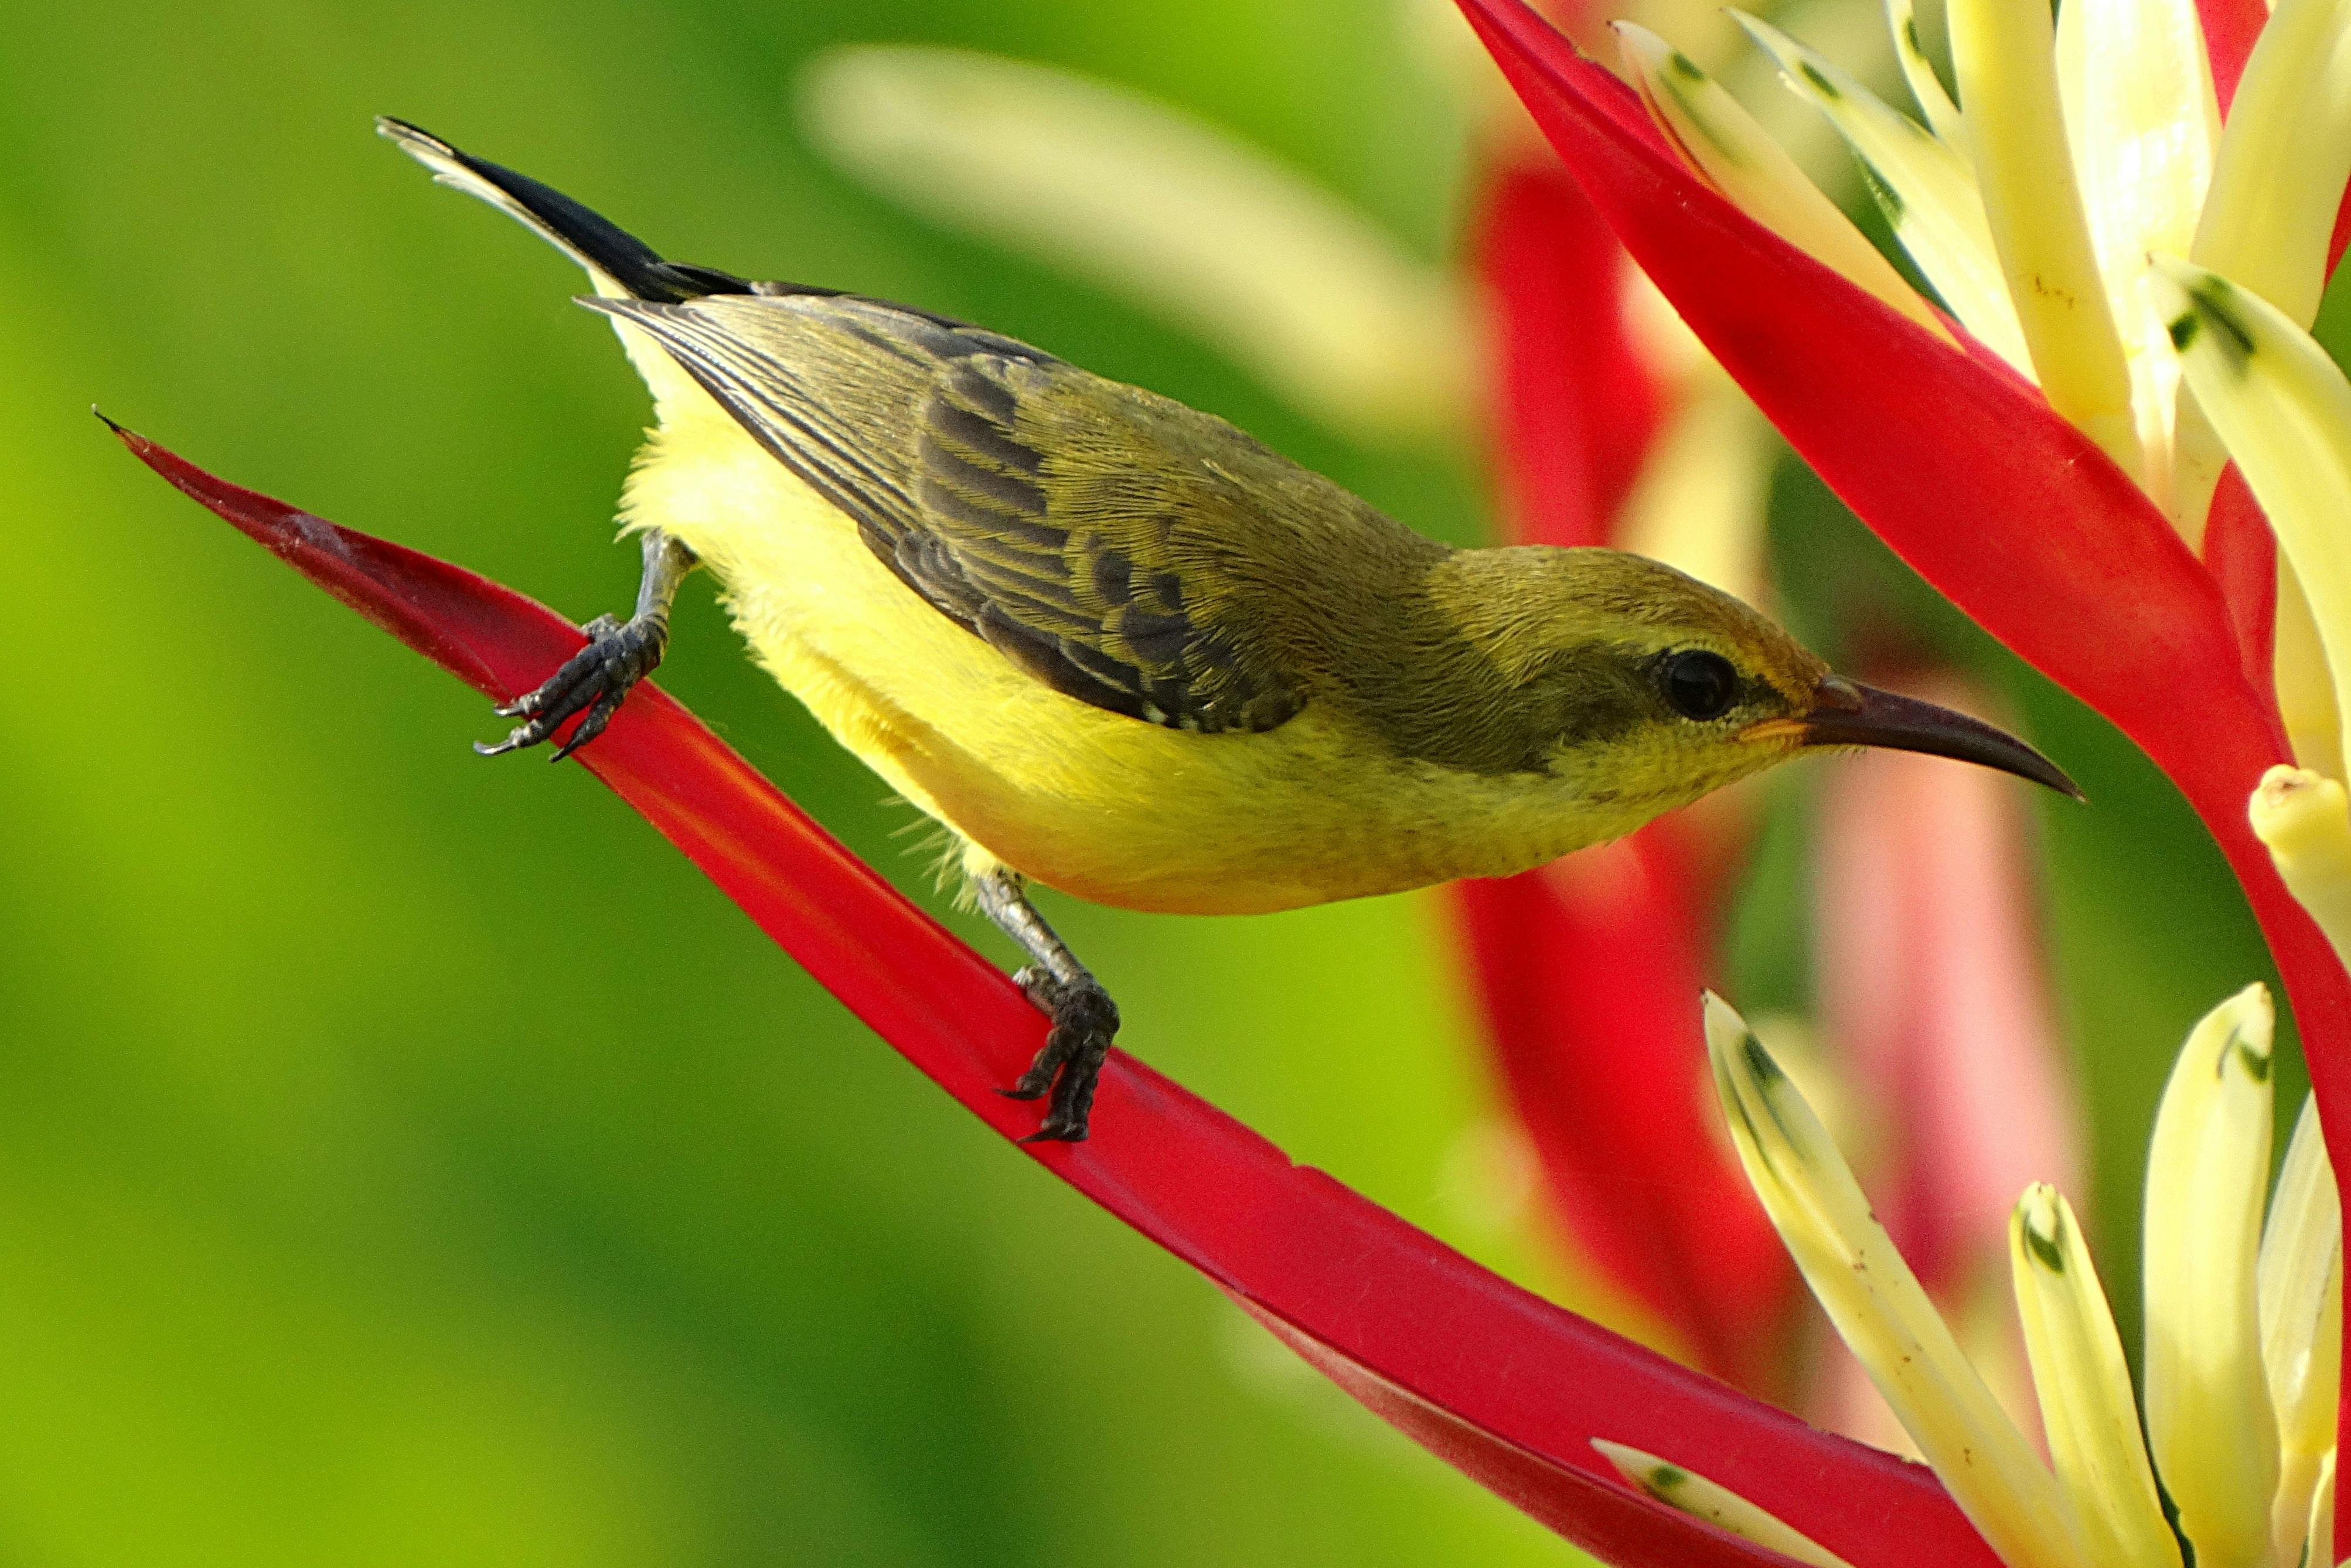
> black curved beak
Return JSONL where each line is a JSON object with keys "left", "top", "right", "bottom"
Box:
{"left": 1751, "top": 677, "right": 2083, "bottom": 800}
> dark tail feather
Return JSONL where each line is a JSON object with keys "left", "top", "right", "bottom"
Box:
{"left": 376, "top": 117, "right": 752, "bottom": 303}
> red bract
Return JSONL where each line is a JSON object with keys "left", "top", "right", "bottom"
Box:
{"left": 1454, "top": 0, "right": 2347, "bottom": 1199}
{"left": 115, "top": 422, "right": 2004, "bottom": 1566}
{"left": 1461, "top": 159, "right": 1795, "bottom": 1391}
{"left": 1452, "top": 0, "right": 2351, "bottom": 1540}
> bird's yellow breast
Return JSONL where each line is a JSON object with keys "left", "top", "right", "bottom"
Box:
{"left": 611, "top": 349, "right": 1644, "bottom": 915}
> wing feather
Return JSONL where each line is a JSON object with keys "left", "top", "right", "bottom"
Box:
{"left": 587, "top": 293, "right": 1306, "bottom": 734}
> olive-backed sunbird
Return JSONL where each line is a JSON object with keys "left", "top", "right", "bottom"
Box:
{"left": 379, "top": 117, "right": 2075, "bottom": 1143}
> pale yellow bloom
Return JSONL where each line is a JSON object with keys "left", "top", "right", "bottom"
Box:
{"left": 1611, "top": 991, "right": 2340, "bottom": 1568}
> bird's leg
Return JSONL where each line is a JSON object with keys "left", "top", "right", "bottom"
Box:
{"left": 970, "top": 867, "right": 1119, "bottom": 1143}
{"left": 478, "top": 530, "right": 699, "bottom": 762}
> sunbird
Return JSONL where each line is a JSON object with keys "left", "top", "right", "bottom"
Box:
{"left": 381, "top": 117, "right": 2076, "bottom": 1143}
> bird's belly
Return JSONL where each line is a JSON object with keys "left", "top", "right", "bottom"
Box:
{"left": 621, "top": 417, "right": 1620, "bottom": 914}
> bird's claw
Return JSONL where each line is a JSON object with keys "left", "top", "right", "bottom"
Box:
{"left": 477, "top": 612, "right": 666, "bottom": 761}
{"left": 998, "top": 971, "right": 1118, "bottom": 1143}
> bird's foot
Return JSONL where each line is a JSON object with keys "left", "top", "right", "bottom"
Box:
{"left": 999, "top": 967, "right": 1119, "bottom": 1143}
{"left": 478, "top": 612, "right": 666, "bottom": 762}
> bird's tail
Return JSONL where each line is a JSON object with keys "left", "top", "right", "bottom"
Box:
{"left": 376, "top": 117, "right": 750, "bottom": 303}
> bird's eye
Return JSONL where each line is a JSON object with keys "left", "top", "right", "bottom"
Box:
{"left": 1661, "top": 649, "right": 1738, "bottom": 721}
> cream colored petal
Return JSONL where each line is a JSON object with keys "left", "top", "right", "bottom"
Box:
{"left": 2168, "top": 0, "right": 2350, "bottom": 548}
{"left": 1731, "top": 11, "right": 2031, "bottom": 371}
{"left": 1702, "top": 993, "right": 2087, "bottom": 1568}
{"left": 2010, "top": 1185, "right": 2183, "bottom": 1568}
{"left": 2175, "top": 0, "right": 2346, "bottom": 548}
{"left": 2193, "top": 0, "right": 2351, "bottom": 332}
{"left": 2172, "top": 1, "right": 2341, "bottom": 686}
{"left": 796, "top": 47, "right": 1468, "bottom": 445}
{"left": 1946, "top": 0, "right": 2142, "bottom": 480}
{"left": 2052, "top": 0, "right": 2218, "bottom": 522}
{"left": 2169, "top": 387, "right": 2232, "bottom": 549}
{"left": 1885, "top": 0, "right": 1966, "bottom": 145}
{"left": 1611, "top": 24, "right": 1952, "bottom": 345}
{"left": 2251, "top": 767, "right": 2351, "bottom": 972}
{"left": 2155, "top": 258, "right": 2351, "bottom": 774}
{"left": 2260, "top": 1095, "right": 2342, "bottom": 1568}
{"left": 2141, "top": 983, "right": 2281, "bottom": 1568}
{"left": 1592, "top": 1440, "right": 1856, "bottom": 1568}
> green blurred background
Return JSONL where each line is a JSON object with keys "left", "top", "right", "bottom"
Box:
{"left": 0, "top": 1, "right": 2332, "bottom": 1563}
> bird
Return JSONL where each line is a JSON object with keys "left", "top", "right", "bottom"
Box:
{"left": 377, "top": 116, "right": 2077, "bottom": 1143}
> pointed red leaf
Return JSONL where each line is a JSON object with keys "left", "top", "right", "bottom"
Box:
{"left": 117, "top": 424, "right": 2004, "bottom": 1566}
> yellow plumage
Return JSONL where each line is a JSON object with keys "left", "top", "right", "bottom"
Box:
{"left": 616, "top": 374, "right": 1704, "bottom": 913}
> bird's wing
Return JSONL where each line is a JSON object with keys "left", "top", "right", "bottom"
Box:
{"left": 585, "top": 292, "right": 1307, "bottom": 735}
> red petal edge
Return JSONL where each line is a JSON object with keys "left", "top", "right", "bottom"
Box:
{"left": 112, "top": 422, "right": 2002, "bottom": 1567}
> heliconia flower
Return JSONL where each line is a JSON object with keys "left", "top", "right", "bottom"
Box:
{"left": 1431, "top": 8, "right": 1817, "bottom": 1392}
{"left": 2156, "top": 241, "right": 2351, "bottom": 1375}
{"left": 2159, "top": 258, "right": 2351, "bottom": 784}
{"left": 1453, "top": 0, "right": 2093, "bottom": 1414}
{"left": 1450, "top": 826, "right": 1799, "bottom": 1385}
{"left": 1456, "top": 0, "right": 2351, "bottom": 1511}
{"left": 1672, "top": 986, "right": 2343, "bottom": 1568}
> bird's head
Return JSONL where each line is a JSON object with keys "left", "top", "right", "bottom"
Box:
{"left": 1426, "top": 547, "right": 2077, "bottom": 826}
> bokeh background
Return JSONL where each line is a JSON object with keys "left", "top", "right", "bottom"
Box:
{"left": 1, "top": 1, "right": 2340, "bottom": 1563}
